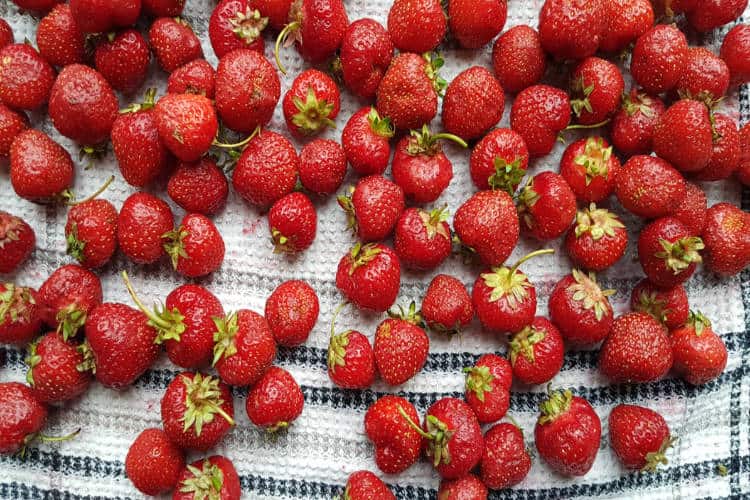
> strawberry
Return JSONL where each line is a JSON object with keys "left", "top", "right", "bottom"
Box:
{"left": 464, "top": 353, "right": 512, "bottom": 423}
{"left": 36, "top": 4, "right": 85, "bottom": 67}
{"left": 421, "top": 274, "right": 473, "bottom": 334}
{"left": 610, "top": 90, "right": 666, "bottom": 157}
{"left": 25, "top": 331, "right": 91, "bottom": 403}
{"left": 11, "top": 0, "right": 63, "bottom": 13}
{"left": 438, "top": 474, "right": 488, "bottom": 499}
{"left": 10, "top": 129, "right": 75, "bottom": 203}
{"left": 535, "top": 389, "right": 601, "bottom": 476}
{"left": 676, "top": 47, "right": 729, "bottom": 104}
{"left": 739, "top": 123, "right": 750, "bottom": 186}
{"left": 630, "top": 279, "right": 689, "bottom": 330}
{"left": 0, "top": 382, "right": 53, "bottom": 455}
{"left": 168, "top": 158, "right": 228, "bottom": 215}
{"left": 517, "top": 171, "right": 576, "bottom": 241}
{"left": 693, "top": 113, "right": 741, "bottom": 182}
{"left": 0, "top": 19, "right": 12, "bottom": 48}
{"left": 283, "top": 69, "right": 340, "bottom": 136}
{"left": 164, "top": 213, "right": 225, "bottom": 278}
{"left": 48, "top": 64, "right": 119, "bottom": 146}
{"left": 69, "top": 0, "right": 141, "bottom": 34}
{"left": 599, "top": 0, "right": 653, "bottom": 53}
{"left": 442, "top": 66, "right": 504, "bottom": 140}
{"left": 213, "top": 309, "right": 277, "bottom": 386}
{"left": 448, "top": 0, "right": 507, "bottom": 49}
{"left": 670, "top": 311, "right": 728, "bottom": 385}
{"left": 341, "top": 107, "right": 393, "bottom": 177}
{"left": 341, "top": 471, "right": 395, "bottom": 500}
{"left": 365, "top": 395, "right": 422, "bottom": 474}
{"left": 340, "top": 19, "right": 394, "bottom": 100}
{"left": 559, "top": 137, "right": 620, "bottom": 203}
{"left": 392, "top": 126, "right": 467, "bottom": 203}
{"left": 572, "top": 63, "right": 623, "bottom": 132}
{"left": 125, "top": 428, "right": 185, "bottom": 496}
{"left": 481, "top": 421, "right": 532, "bottom": 489}
{"left": 155, "top": 93, "right": 218, "bottom": 162}
{"left": 454, "top": 190, "right": 519, "bottom": 267}
{"left": 0, "top": 283, "right": 42, "bottom": 345}
{"left": 246, "top": 365, "right": 304, "bottom": 431}
{"left": 654, "top": 100, "right": 713, "bottom": 173}
{"left": 630, "top": 25, "right": 688, "bottom": 95}
{"left": 638, "top": 217, "right": 703, "bottom": 288}
{"left": 338, "top": 175, "right": 405, "bottom": 242}
{"left": 174, "top": 456, "right": 241, "bottom": 500}
{"left": 149, "top": 17, "right": 203, "bottom": 73}
{"left": 376, "top": 52, "right": 444, "bottom": 131}
{"left": 687, "top": 0, "right": 747, "bottom": 32}
{"left": 143, "top": 0, "right": 185, "bottom": 16}
{"left": 492, "top": 25, "right": 546, "bottom": 94}
{"left": 117, "top": 192, "right": 174, "bottom": 264}
{"left": 94, "top": 29, "right": 150, "bottom": 95}
{"left": 0, "top": 103, "right": 27, "bottom": 158}
{"left": 721, "top": 24, "right": 750, "bottom": 85}
{"left": 549, "top": 270, "right": 614, "bottom": 346}
{"left": 509, "top": 317, "right": 564, "bottom": 385}
{"left": 609, "top": 404, "right": 674, "bottom": 471}
{"left": 538, "top": 0, "right": 606, "bottom": 60}
{"left": 233, "top": 130, "right": 299, "bottom": 209}
{"left": 83, "top": 302, "right": 159, "bottom": 389}
{"left": 394, "top": 207, "right": 452, "bottom": 271}
{"left": 615, "top": 155, "right": 686, "bottom": 218}
{"left": 209, "top": 0, "right": 267, "bottom": 59}
{"left": 374, "top": 303, "right": 429, "bottom": 385}
{"left": 701, "top": 202, "right": 750, "bottom": 276}
{"left": 387, "top": 0, "right": 445, "bottom": 53}
{"left": 472, "top": 249, "right": 554, "bottom": 334}
{"left": 510, "top": 84, "right": 571, "bottom": 158}
{"left": 563, "top": 205, "right": 626, "bottom": 271}
{"left": 65, "top": 195, "right": 118, "bottom": 269}
{"left": 0, "top": 44, "right": 55, "bottom": 111}
{"left": 299, "top": 138, "right": 347, "bottom": 195}
{"left": 38, "top": 264, "right": 102, "bottom": 340}
{"left": 0, "top": 211, "right": 35, "bottom": 274}
{"left": 168, "top": 59, "right": 216, "bottom": 98}
{"left": 251, "top": 0, "right": 292, "bottom": 31}
{"left": 327, "top": 304, "right": 376, "bottom": 389}
{"left": 265, "top": 279, "right": 319, "bottom": 346}
{"left": 469, "top": 128, "right": 528, "bottom": 193}
{"left": 599, "top": 312, "right": 673, "bottom": 383}
{"left": 268, "top": 192, "right": 317, "bottom": 253}
{"left": 336, "top": 243, "right": 401, "bottom": 312}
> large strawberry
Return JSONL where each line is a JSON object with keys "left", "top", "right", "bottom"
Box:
{"left": 701, "top": 202, "right": 750, "bottom": 276}
{"left": 693, "top": 113, "right": 741, "bottom": 182}
{"left": 0, "top": 43, "right": 55, "bottom": 110}
{"left": 69, "top": 0, "right": 140, "bottom": 34}
{"left": 559, "top": 137, "right": 620, "bottom": 203}
{"left": 687, "top": 0, "right": 748, "bottom": 32}
{"left": 630, "top": 279, "right": 689, "bottom": 330}
{"left": 209, "top": 0, "right": 267, "bottom": 58}
{"left": 245, "top": 365, "right": 304, "bottom": 431}
{"left": 163, "top": 213, "right": 225, "bottom": 278}
{"left": 448, "top": 0, "right": 506, "bottom": 49}
{"left": 0, "top": 283, "right": 42, "bottom": 345}
{"left": 599, "top": 0, "right": 653, "bottom": 53}
{"left": 10, "top": 130, "right": 74, "bottom": 204}
{"left": 149, "top": 17, "right": 203, "bottom": 73}
{"left": 570, "top": 57, "right": 624, "bottom": 126}
{"left": 517, "top": 171, "right": 577, "bottom": 241}
{"left": 638, "top": 217, "right": 703, "bottom": 288}
{"left": 549, "top": 270, "right": 614, "bottom": 346}
{"left": 394, "top": 207, "right": 452, "bottom": 271}
{"left": 610, "top": 90, "right": 665, "bottom": 157}
{"left": 481, "top": 421, "right": 532, "bottom": 489}
{"left": 538, "top": 0, "right": 606, "bottom": 60}
{"left": 373, "top": 303, "right": 429, "bottom": 385}
{"left": 464, "top": 353, "right": 512, "bottom": 423}
{"left": 653, "top": 99, "right": 713, "bottom": 173}
{"left": 721, "top": 24, "right": 750, "bottom": 84}
{"left": 364, "top": 396, "right": 422, "bottom": 474}
{"left": 154, "top": 93, "right": 218, "bottom": 162}
{"left": 38, "top": 264, "right": 102, "bottom": 340}
{"left": 510, "top": 84, "right": 571, "bottom": 158}
{"left": 94, "top": 29, "right": 151, "bottom": 95}
{"left": 25, "top": 331, "right": 91, "bottom": 403}
{"left": 36, "top": 4, "right": 85, "bottom": 67}
{"left": 268, "top": 192, "right": 317, "bottom": 253}
{"left": 65, "top": 193, "right": 118, "bottom": 269}
{"left": 421, "top": 274, "right": 473, "bottom": 334}
{"left": 341, "top": 107, "right": 393, "bottom": 177}
{"left": 282, "top": 69, "right": 340, "bottom": 136}
{"left": 0, "top": 103, "right": 28, "bottom": 158}
{"left": 213, "top": 309, "right": 277, "bottom": 387}
{"left": 168, "top": 158, "right": 229, "bottom": 215}
{"left": 0, "top": 20, "right": 10, "bottom": 47}
{"left": 615, "top": 155, "right": 686, "bottom": 219}
{"left": 676, "top": 47, "right": 729, "bottom": 104}
{"left": 0, "top": 211, "right": 35, "bottom": 273}
{"left": 469, "top": 128, "right": 528, "bottom": 193}
{"left": 336, "top": 243, "right": 401, "bottom": 312}
{"left": 492, "top": 25, "right": 546, "bottom": 94}
{"left": 341, "top": 471, "right": 395, "bottom": 500}
{"left": 442, "top": 66, "right": 504, "bottom": 140}
{"left": 167, "top": 59, "right": 216, "bottom": 98}
{"left": 265, "top": 280, "right": 318, "bottom": 347}
{"left": 387, "top": 0, "right": 445, "bottom": 53}
{"left": 338, "top": 175, "right": 405, "bottom": 242}
{"left": 327, "top": 304, "right": 376, "bottom": 389}
{"left": 173, "top": 456, "right": 241, "bottom": 500}
{"left": 340, "top": 19, "right": 393, "bottom": 99}
{"left": 670, "top": 311, "right": 728, "bottom": 386}
{"left": 630, "top": 25, "right": 688, "bottom": 95}
{"left": 125, "top": 428, "right": 185, "bottom": 496}
{"left": 298, "top": 138, "right": 347, "bottom": 195}
{"left": 509, "top": 316, "right": 565, "bottom": 385}
{"left": 453, "top": 190, "right": 519, "bottom": 267}
{"left": 609, "top": 404, "right": 674, "bottom": 471}
{"left": 117, "top": 192, "right": 174, "bottom": 264}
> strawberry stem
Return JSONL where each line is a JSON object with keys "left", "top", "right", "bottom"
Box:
{"left": 509, "top": 248, "right": 555, "bottom": 276}
{"left": 212, "top": 126, "right": 260, "bottom": 150}
{"left": 329, "top": 302, "right": 348, "bottom": 338}
{"left": 430, "top": 132, "right": 468, "bottom": 148}
{"left": 38, "top": 428, "right": 81, "bottom": 443}
{"left": 121, "top": 271, "right": 173, "bottom": 331}
{"left": 564, "top": 119, "right": 611, "bottom": 131}
{"left": 397, "top": 406, "right": 432, "bottom": 439}
{"left": 274, "top": 22, "right": 300, "bottom": 75}
{"left": 65, "top": 176, "right": 115, "bottom": 206}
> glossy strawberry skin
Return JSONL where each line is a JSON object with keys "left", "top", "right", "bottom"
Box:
{"left": 376, "top": 53, "right": 439, "bottom": 131}
{"left": 599, "top": 0, "right": 653, "bottom": 53}
{"left": 209, "top": 0, "right": 266, "bottom": 59}
{"left": 394, "top": 208, "right": 451, "bottom": 271}
{"left": 165, "top": 285, "right": 225, "bottom": 369}
{"left": 173, "top": 456, "right": 241, "bottom": 500}
{"left": 559, "top": 137, "right": 620, "bottom": 203}
{"left": 340, "top": 19, "right": 394, "bottom": 99}
{"left": 0, "top": 211, "right": 35, "bottom": 274}
{"left": 364, "top": 396, "right": 422, "bottom": 474}
{"left": 387, "top": 0, "right": 445, "bottom": 53}
{"left": 492, "top": 25, "right": 546, "bottom": 94}
{"left": 615, "top": 155, "right": 686, "bottom": 219}
{"left": 738, "top": 123, "right": 750, "bottom": 186}
{"left": 570, "top": 57, "right": 624, "bottom": 126}
{"left": 374, "top": 317, "right": 429, "bottom": 386}
{"left": 26, "top": 331, "right": 91, "bottom": 404}
{"left": 610, "top": 90, "right": 666, "bottom": 157}
{"left": 298, "top": 138, "right": 347, "bottom": 195}
{"left": 282, "top": 69, "right": 341, "bottom": 137}
{"left": 94, "top": 29, "right": 151, "bottom": 95}
{"left": 609, "top": 404, "right": 671, "bottom": 471}
{"left": 421, "top": 274, "right": 474, "bottom": 334}
{"left": 638, "top": 217, "right": 701, "bottom": 288}
{"left": 342, "top": 175, "right": 405, "bottom": 242}
{"left": 117, "top": 192, "right": 174, "bottom": 264}
{"left": 65, "top": 199, "right": 119, "bottom": 269}
{"left": 676, "top": 47, "right": 730, "bottom": 102}
{"left": 454, "top": 190, "right": 519, "bottom": 267}
{"left": 168, "top": 158, "right": 228, "bottom": 215}
{"left": 0, "top": 382, "right": 47, "bottom": 455}
{"left": 214, "top": 309, "right": 277, "bottom": 387}
{"left": 10, "top": 129, "right": 74, "bottom": 204}
{"left": 538, "top": 0, "right": 606, "bottom": 60}
{"left": 11, "top": 0, "right": 63, "bottom": 13}
{"left": 424, "top": 397, "right": 484, "bottom": 480}
{"left": 721, "top": 24, "right": 750, "bottom": 84}
{"left": 670, "top": 316, "right": 728, "bottom": 385}
{"left": 154, "top": 93, "right": 218, "bottom": 162}
{"left": 250, "top": 0, "right": 291, "bottom": 30}
{"left": 473, "top": 270, "right": 536, "bottom": 334}
{"left": 464, "top": 353, "right": 512, "bottom": 423}
{"left": 701, "top": 203, "right": 750, "bottom": 276}
{"left": 442, "top": 66, "right": 505, "bottom": 141}
{"left": 290, "top": 0, "right": 349, "bottom": 64}
{"left": 170, "top": 213, "right": 225, "bottom": 278}
{"left": 167, "top": 59, "right": 216, "bottom": 98}
{"left": 69, "top": 0, "right": 141, "bottom": 34}
{"left": 0, "top": 19, "right": 12, "bottom": 48}
{"left": 341, "top": 107, "right": 392, "bottom": 176}
{"left": 125, "top": 428, "right": 185, "bottom": 496}
{"left": 449, "top": 0, "right": 507, "bottom": 49}
{"left": 336, "top": 244, "right": 400, "bottom": 312}
{"left": 518, "top": 171, "right": 576, "bottom": 241}
{"left": 510, "top": 84, "right": 571, "bottom": 158}
{"left": 112, "top": 105, "right": 170, "bottom": 188}
{"left": 0, "top": 284, "right": 42, "bottom": 345}
{"left": 0, "top": 44, "right": 55, "bottom": 111}
{"left": 630, "top": 279, "right": 689, "bottom": 330}
{"left": 245, "top": 366, "right": 304, "bottom": 429}
{"left": 509, "top": 316, "right": 564, "bottom": 385}
{"left": 0, "top": 103, "right": 27, "bottom": 158}
{"left": 654, "top": 100, "right": 713, "bottom": 174}
{"left": 693, "top": 113, "right": 741, "bottom": 182}
{"left": 687, "top": 0, "right": 748, "bottom": 32}
{"left": 630, "top": 25, "right": 688, "bottom": 95}
{"left": 481, "top": 423, "right": 532, "bottom": 489}
{"left": 469, "top": 128, "right": 529, "bottom": 192}
{"left": 391, "top": 136, "right": 453, "bottom": 203}
{"left": 343, "top": 471, "right": 395, "bottom": 500}
{"left": 548, "top": 273, "right": 613, "bottom": 346}
{"left": 439, "top": 474, "right": 488, "bottom": 499}
{"left": 143, "top": 0, "right": 185, "bottom": 16}
{"left": 328, "top": 329, "right": 376, "bottom": 389}
{"left": 265, "top": 280, "right": 318, "bottom": 347}
{"left": 149, "top": 17, "right": 203, "bottom": 73}
{"left": 36, "top": 4, "right": 85, "bottom": 67}
{"left": 268, "top": 192, "right": 317, "bottom": 253}
{"left": 38, "top": 264, "right": 102, "bottom": 336}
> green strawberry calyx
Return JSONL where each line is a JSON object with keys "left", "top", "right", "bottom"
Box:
{"left": 163, "top": 226, "right": 190, "bottom": 271}
{"left": 574, "top": 137, "right": 613, "bottom": 186}
{"left": 24, "top": 338, "right": 41, "bottom": 387}
{"left": 180, "top": 373, "right": 235, "bottom": 436}
{"left": 418, "top": 206, "right": 451, "bottom": 240}
{"left": 574, "top": 203, "right": 625, "bottom": 241}
{"left": 481, "top": 249, "right": 555, "bottom": 309}
{"left": 687, "top": 310, "right": 712, "bottom": 336}
{"left": 271, "top": 228, "right": 294, "bottom": 254}
{"left": 230, "top": 7, "right": 268, "bottom": 44}
{"left": 0, "top": 283, "right": 34, "bottom": 326}
{"left": 0, "top": 213, "right": 22, "bottom": 249}
{"left": 488, "top": 156, "right": 525, "bottom": 196}
{"left": 212, "top": 312, "right": 239, "bottom": 365}
{"left": 567, "top": 269, "right": 615, "bottom": 322}
{"left": 623, "top": 92, "right": 656, "bottom": 118}
{"left": 388, "top": 301, "right": 424, "bottom": 327}
{"left": 517, "top": 178, "right": 541, "bottom": 230}
{"left": 337, "top": 186, "right": 358, "bottom": 236}
{"left": 367, "top": 107, "right": 395, "bottom": 139}
{"left": 570, "top": 75, "right": 595, "bottom": 117}
{"left": 509, "top": 325, "right": 546, "bottom": 365}
{"left": 179, "top": 459, "right": 225, "bottom": 500}
{"left": 56, "top": 303, "right": 87, "bottom": 342}
{"left": 292, "top": 87, "right": 337, "bottom": 136}
{"left": 655, "top": 236, "right": 704, "bottom": 274}
{"left": 397, "top": 406, "right": 455, "bottom": 467}
{"left": 634, "top": 290, "right": 671, "bottom": 324}
{"left": 642, "top": 435, "right": 678, "bottom": 472}
{"left": 120, "top": 88, "right": 157, "bottom": 115}
{"left": 423, "top": 52, "right": 447, "bottom": 95}
{"left": 462, "top": 365, "right": 494, "bottom": 402}
{"left": 406, "top": 125, "right": 467, "bottom": 156}
{"left": 327, "top": 302, "right": 351, "bottom": 373}
{"left": 65, "top": 223, "right": 86, "bottom": 264}
{"left": 345, "top": 243, "right": 382, "bottom": 275}
{"left": 121, "top": 271, "right": 186, "bottom": 344}
{"left": 76, "top": 341, "right": 96, "bottom": 374}
{"left": 538, "top": 387, "right": 573, "bottom": 425}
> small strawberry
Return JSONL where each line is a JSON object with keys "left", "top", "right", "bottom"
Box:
{"left": 671, "top": 311, "right": 728, "bottom": 385}
{"left": 340, "top": 19, "right": 394, "bottom": 100}
{"left": 442, "top": 66, "right": 504, "bottom": 141}
{"left": 94, "top": 29, "right": 151, "bottom": 95}
{"left": 212, "top": 309, "right": 277, "bottom": 386}
{"left": 387, "top": 0, "right": 445, "bottom": 53}
{"left": 327, "top": 304, "right": 376, "bottom": 389}
{"left": 599, "top": 312, "right": 673, "bottom": 383}
{"left": 143, "top": 0, "right": 185, "bottom": 16}
{"left": 149, "top": 17, "right": 203, "bottom": 73}
{"left": 341, "top": 107, "right": 394, "bottom": 177}
{"left": 687, "top": 0, "right": 747, "bottom": 32}
{"left": 548, "top": 270, "right": 614, "bottom": 346}
{"left": 615, "top": 155, "right": 686, "bottom": 218}
{"left": 0, "top": 211, "right": 35, "bottom": 274}
{"left": 510, "top": 84, "right": 571, "bottom": 158}
{"left": 283, "top": 69, "right": 340, "bottom": 137}
{"left": 609, "top": 404, "right": 675, "bottom": 472}
{"left": 509, "top": 316, "right": 564, "bottom": 385}
{"left": 163, "top": 213, "right": 225, "bottom": 278}
{"left": 174, "top": 456, "right": 241, "bottom": 500}
{"left": 570, "top": 57, "right": 624, "bottom": 126}
{"left": 0, "top": 43, "right": 55, "bottom": 111}
{"left": 599, "top": 0, "right": 654, "bottom": 53}
{"left": 721, "top": 24, "right": 750, "bottom": 85}
{"left": 65, "top": 190, "right": 118, "bottom": 269}
{"left": 10, "top": 129, "right": 74, "bottom": 203}
{"left": 453, "top": 190, "right": 519, "bottom": 267}
{"left": 653, "top": 99, "right": 713, "bottom": 173}
{"left": 492, "top": 25, "right": 545, "bottom": 94}
{"left": 338, "top": 175, "right": 405, "bottom": 242}
{"left": 559, "top": 137, "right": 620, "bottom": 203}
{"left": 394, "top": 207, "right": 452, "bottom": 271}
{"left": 168, "top": 158, "right": 228, "bottom": 215}
{"left": 438, "top": 474, "right": 488, "bottom": 499}
{"left": 336, "top": 243, "right": 400, "bottom": 312}
{"left": 630, "top": 279, "right": 689, "bottom": 330}
{"left": 517, "top": 171, "right": 577, "bottom": 241}
{"left": 481, "top": 421, "right": 532, "bottom": 489}
{"left": 693, "top": 113, "right": 741, "bottom": 182}
{"left": 701, "top": 202, "right": 750, "bottom": 276}
{"left": 676, "top": 47, "right": 729, "bottom": 104}
{"left": 0, "top": 19, "right": 12, "bottom": 48}
{"left": 69, "top": 0, "right": 140, "bottom": 34}
{"left": 117, "top": 192, "right": 174, "bottom": 264}
{"left": 209, "top": 0, "right": 267, "bottom": 59}
{"left": 365, "top": 396, "right": 422, "bottom": 474}
{"left": 36, "top": 4, "right": 85, "bottom": 67}
{"left": 449, "top": 0, "right": 506, "bottom": 49}
{"left": 0, "top": 283, "right": 42, "bottom": 345}
{"left": 638, "top": 217, "right": 704, "bottom": 288}
{"left": 341, "top": 471, "right": 395, "bottom": 500}
{"left": 155, "top": 93, "right": 218, "bottom": 162}
{"left": 630, "top": 25, "right": 688, "bottom": 95}
{"left": 610, "top": 90, "right": 666, "bottom": 157}
{"left": 0, "top": 103, "right": 28, "bottom": 158}
{"left": 299, "top": 138, "right": 347, "bottom": 195}
{"left": 265, "top": 279, "right": 319, "bottom": 347}
{"left": 38, "top": 264, "right": 102, "bottom": 340}
{"left": 125, "top": 428, "right": 185, "bottom": 496}
{"left": 168, "top": 59, "right": 216, "bottom": 98}
{"left": 421, "top": 274, "right": 473, "bottom": 334}
{"left": 538, "top": 0, "right": 606, "bottom": 60}
{"left": 268, "top": 192, "right": 317, "bottom": 253}
{"left": 246, "top": 365, "right": 304, "bottom": 431}
{"left": 464, "top": 353, "right": 512, "bottom": 423}
{"left": 374, "top": 303, "right": 429, "bottom": 385}
{"left": 25, "top": 331, "right": 91, "bottom": 404}
{"left": 469, "top": 128, "right": 528, "bottom": 193}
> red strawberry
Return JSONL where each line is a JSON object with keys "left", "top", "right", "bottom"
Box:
{"left": 25, "top": 331, "right": 91, "bottom": 403}
{"left": 549, "top": 270, "right": 614, "bottom": 346}
{"left": 364, "top": 395, "right": 422, "bottom": 474}
{"left": 654, "top": 100, "right": 713, "bottom": 173}
{"left": 599, "top": 312, "right": 673, "bottom": 383}
{"left": 448, "top": 0, "right": 506, "bottom": 49}
{"left": 341, "top": 107, "right": 393, "bottom": 177}
{"left": 630, "top": 25, "right": 688, "bottom": 95}
{"left": 538, "top": 0, "right": 606, "bottom": 60}
{"left": 0, "top": 382, "right": 50, "bottom": 455}
{"left": 38, "top": 264, "right": 102, "bottom": 340}
{"left": 615, "top": 155, "right": 686, "bottom": 218}
{"left": 0, "top": 283, "right": 42, "bottom": 345}
{"left": 69, "top": 0, "right": 141, "bottom": 34}
{"left": 701, "top": 202, "right": 750, "bottom": 276}
{"left": 492, "top": 25, "right": 546, "bottom": 94}
{"left": 143, "top": 0, "right": 185, "bottom": 16}
{"left": 299, "top": 138, "right": 347, "bottom": 195}
{"left": 168, "top": 59, "right": 216, "bottom": 98}
{"left": 10, "top": 130, "right": 74, "bottom": 203}
{"left": 671, "top": 311, "right": 728, "bottom": 385}
{"left": 421, "top": 274, "right": 473, "bottom": 334}
{"left": 0, "top": 43, "right": 55, "bottom": 110}
{"left": 469, "top": 128, "right": 528, "bottom": 193}
{"left": 374, "top": 303, "right": 429, "bottom": 385}
{"left": 164, "top": 213, "right": 225, "bottom": 278}
{"left": 517, "top": 171, "right": 576, "bottom": 241}
{"left": 630, "top": 279, "right": 689, "bottom": 330}
{"left": 265, "top": 279, "right": 319, "bottom": 347}
{"left": 481, "top": 421, "right": 531, "bottom": 489}
{"left": 687, "top": 0, "right": 747, "bottom": 32}
{"left": 36, "top": 4, "right": 85, "bottom": 67}
{"left": 599, "top": 0, "right": 653, "bottom": 53}
{"left": 11, "top": 0, "right": 62, "bottom": 13}
{"left": 213, "top": 309, "right": 277, "bottom": 386}
{"left": 65, "top": 195, "right": 118, "bottom": 269}
{"left": 464, "top": 353, "right": 512, "bottom": 423}
{"left": 394, "top": 207, "right": 452, "bottom": 271}
{"left": 387, "top": 0, "right": 445, "bottom": 53}
{"left": 442, "top": 66, "right": 504, "bottom": 140}
{"left": 693, "top": 113, "right": 741, "bottom": 182}
{"left": 610, "top": 90, "right": 666, "bottom": 157}
{"left": 246, "top": 365, "right": 304, "bottom": 431}
{"left": 676, "top": 47, "right": 729, "bottom": 103}
{"left": 233, "top": 130, "right": 299, "bottom": 209}
{"left": 559, "top": 137, "right": 620, "bottom": 203}
{"left": 438, "top": 474, "right": 488, "bottom": 499}
{"left": 535, "top": 389, "right": 601, "bottom": 476}
{"left": 0, "top": 19, "right": 12, "bottom": 48}
{"left": 454, "top": 190, "right": 519, "bottom": 267}
{"left": 125, "top": 428, "right": 185, "bottom": 496}
{"left": 509, "top": 316, "right": 564, "bottom": 385}
{"left": 638, "top": 217, "right": 703, "bottom": 288}
{"left": 609, "top": 404, "right": 674, "bottom": 471}
{"left": 738, "top": 123, "right": 750, "bottom": 186}
{"left": 338, "top": 175, "right": 405, "bottom": 242}
{"left": 0, "top": 103, "right": 28, "bottom": 158}
{"left": 340, "top": 19, "right": 394, "bottom": 99}
{"left": 117, "top": 192, "right": 174, "bottom": 264}
{"left": 94, "top": 29, "right": 150, "bottom": 95}
{"left": 268, "top": 192, "right": 317, "bottom": 253}
{"left": 510, "top": 84, "right": 571, "bottom": 158}
{"left": 570, "top": 57, "right": 624, "bottom": 126}
{"left": 0, "top": 211, "right": 35, "bottom": 274}
{"left": 250, "top": 0, "right": 292, "bottom": 31}
{"left": 341, "top": 471, "right": 395, "bottom": 500}
{"left": 149, "top": 17, "right": 203, "bottom": 73}
{"left": 472, "top": 249, "right": 554, "bottom": 334}
{"left": 174, "top": 456, "right": 241, "bottom": 500}
{"left": 155, "top": 93, "right": 218, "bottom": 162}
{"left": 336, "top": 243, "right": 400, "bottom": 312}
{"left": 327, "top": 304, "right": 376, "bottom": 389}
{"left": 162, "top": 372, "right": 235, "bottom": 450}
{"left": 168, "top": 158, "right": 228, "bottom": 215}
{"left": 721, "top": 24, "right": 750, "bottom": 84}
{"left": 209, "top": 0, "right": 267, "bottom": 59}
{"left": 283, "top": 69, "right": 340, "bottom": 137}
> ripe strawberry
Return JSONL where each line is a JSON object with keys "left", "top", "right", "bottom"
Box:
{"left": 549, "top": 270, "right": 614, "bottom": 346}
{"left": 721, "top": 24, "right": 750, "bottom": 84}
{"left": 174, "top": 456, "right": 241, "bottom": 500}
{"left": 702, "top": 202, "right": 750, "bottom": 276}
{"left": 233, "top": 130, "right": 299, "bottom": 209}
{"left": 251, "top": 0, "right": 292, "bottom": 31}
{"left": 299, "top": 138, "right": 347, "bottom": 195}
{"left": 283, "top": 69, "right": 340, "bottom": 136}
{"left": 571, "top": 57, "right": 624, "bottom": 127}
{"left": 481, "top": 421, "right": 532, "bottom": 489}
{"left": 213, "top": 309, "right": 277, "bottom": 386}
{"left": 268, "top": 192, "right": 317, "bottom": 253}
{"left": 630, "top": 279, "right": 689, "bottom": 330}
{"left": 341, "top": 107, "right": 393, "bottom": 177}
{"left": 630, "top": 25, "right": 688, "bottom": 95}
{"left": 0, "top": 283, "right": 42, "bottom": 345}
{"left": 162, "top": 372, "right": 235, "bottom": 450}
{"left": 599, "top": 0, "right": 653, "bottom": 53}
{"left": 615, "top": 155, "right": 686, "bottom": 218}
{"left": 376, "top": 52, "right": 443, "bottom": 131}
{"left": 492, "top": 25, "right": 545, "bottom": 94}
{"left": 0, "top": 19, "right": 12, "bottom": 48}
{"left": 559, "top": 137, "right": 620, "bottom": 203}
{"left": 11, "top": 0, "right": 63, "bottom": 13}
{"left": 94, "top": 29, "right": 150, "bottom": 95}
{"left": 739, "top": 123, "right": 750, "bottom": 186}
{"left": 143, "top": 0, "right": 185, "bottom": 16}
{"left": 638, "top": 217, "right": 703, "bottom": 288}
{"left": 394, "top": 207, "right": 451, "bottom": 271}
{"left": 387, "top": 0, "right": 445, "bottom": 53}
{"left": 336, "top": 243, "right": 401, "bottom": 312}
{"left": 117, "top": 192, "right": 174, "bottom": 264}
{"left": 438, "top": 474, "right": 488, "bottom": 499}
{"left": 671, "top": 311, "right": 728, "bottom": 385}
{"left": 472, "top": 249, "right": 553, "bottom": 334}
{"left": 469, "top": 128, "right": 528, "bottom": 193}
{"left": 687, "top": 0, "right": 747, "bottom": 32}
{"left": 265, "top": 279, "right": 319, "bottom": 347}
{"left": 328, "top": 304, "right": 376, "bottom": 389}
{"left": 693, "top": 113, "right": 741, "bottom": 182}
{"left": 164, "top": 213, "right": 225, "bottom": 278}
{"left": 609, "top": 404, "right": 674, "bottom": 471}
{"left": 209, "top": 0, "right": 267, "bottom": 59}
{"left": 149, "top": 17, "right": 203, "bottom": 73}
{"left": 449, "top": 0, "right": 507, "bottom": 49}
{"left": 442, "top": 66, "right": 504, "bottom": 140}
{"left": 0, "top": 43, "right": 55, "bottom": 110}
{"left": 25, "top": 331, "right": 91, "bottom": 403}
{"left": 168, "top": 158, "right": 228, "bottom": 215}
{"left": 599, "top": 312, "right": 673, "bottom": 383}
{"left": 155, "top": 93, "right": 218, "bottom": 162}
{"left": 654, "top": 100, "right": 713, "bottom": 174}
{"left": 65, "top": 195, "right": 118, "bottom": 269}
{"left": 0, "top": 103, "right": 27, "bottom": 158}
{"left": 125, "top": 428, "right": 185, "bottom": 496}
{"left": 338, "top": 175, "right": 405, "bottom": 242}
{"left": 38, "top": 264, "right": 102, "bottom": 340}
{"left": 69, "top": 0, "right": 141, "bottom": 34}
{"left": 421, "top": 274, "right": 473, "bottom": 334}
{"left": 0, "top": 382, "right": 49, "bottom": 455}
{"left": 374, "top": 303, "right": 429, "bottom": 385}
{"left": 340, "top": 19, "right": 394, "bottom": 99}
{"left": 246, "top": 366, "right": 304, "bottom": 431}
{"left": 538, "top": 0, "right": 606, "bottom": 60}
{"left": 0, "top": 211, "right": 35, "bottom": 274}
{"left": 168, "top": 59, "right": 216, "bottom": 98}
{"left": 517, "top": 171, "right": 576, "bottom": 241}
{"left": 365, "top": 395, "right": 422, "bottom": 474}
{"left": 510, "top": 84, "right": 571, "bottom": 158}
{"left": 454, "top": 190, "right": 519, "bottom": 267}
{"left": 83, "top": 302, "right": 159, "bottom": 389}
{"left": 509, "top": 316, "right": 564, "bottom": 385}
{"left": 676, "top": 47, "right": 729, "bottom": 104}
{"left": 36, "top": 4, "right": 85, "bottom": 67}
{"left": 610, "top": 90, "right": 666, "bottom": 157}
{"left": 341, "top": 471, "right": 395, "bottom": 500}
{"left": 464, "top": 353, "right": 512, "bottom": 423}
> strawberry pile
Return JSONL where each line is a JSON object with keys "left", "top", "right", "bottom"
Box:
{"left": 0, "top": 0, "right": 749, "bottom": 497}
